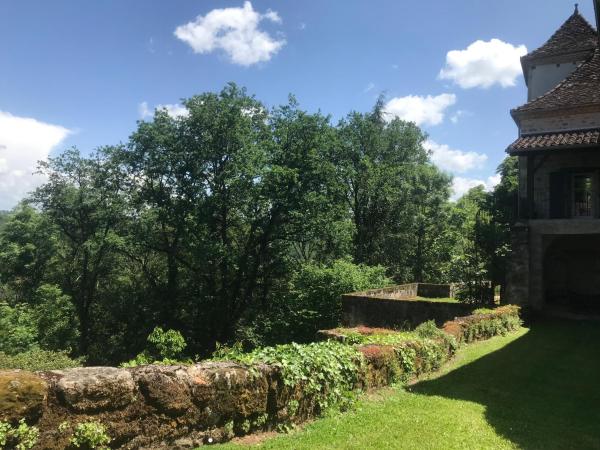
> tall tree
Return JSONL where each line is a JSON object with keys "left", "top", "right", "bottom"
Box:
{"left": 336, "top": 99, "right": 452, "bottom": 281}
{"left": 32, "top": 148, "right": 126, "bottom": 354}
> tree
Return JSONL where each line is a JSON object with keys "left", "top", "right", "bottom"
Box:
{"left": 449, "top": 157, "right": 518, "bottom": 303}
{"left": 0, "top": 204, "right": 58, "bottom": 302}
{"left": 336, "top": 99, "right": 453, "bottom": 282}
{"left": 32, "top": 148, "right": 126, "bottom": 355}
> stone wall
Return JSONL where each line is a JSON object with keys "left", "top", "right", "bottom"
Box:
{"left": 350, "top": 283, "right": 454, "bottom": 300}
{"left": 0, "top": 355, "right": 419, "bottom": 449}
{"left": 341, "top": 294, "right": 473, "bottom": 328}
{"left": 0, "top": 307, "right": 521, "bottom": 449}
{"left": 2, "top": 363, "right": 279, "bottom": 449}
{"left": 504, "top": 224, "right": 530, "bottom": 307}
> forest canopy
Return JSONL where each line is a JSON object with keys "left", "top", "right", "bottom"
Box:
{"left": 0, "top": 84, "right": 516, "bottom": 365}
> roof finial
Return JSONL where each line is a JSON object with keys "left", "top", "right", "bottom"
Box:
{"left": 575, "top": 3, "right": 579, "bottom": 13}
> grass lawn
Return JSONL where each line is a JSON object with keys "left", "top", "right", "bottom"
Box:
{"left": 412, "top": 296, "right": 459, "bottom": 303}
{"left": 217, "top": 319, "right": 600, "bottom": 449}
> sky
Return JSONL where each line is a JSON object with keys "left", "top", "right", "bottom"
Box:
{"left": 0, "top": 0, "right": 597, "bottom": 209}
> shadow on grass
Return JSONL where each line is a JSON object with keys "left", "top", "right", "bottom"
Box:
{"left": 411, "top": 319, "right": 600, "bottom": 450}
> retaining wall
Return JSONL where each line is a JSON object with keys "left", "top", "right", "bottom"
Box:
{"left": 0, "top": 307, "right": 520, "bottom": 449}
{"left": 350, "top": 283, "right": 455, "bottom": 300}
{"left": 0, "top": 359, "right": 397, "bottom": 449}
{"left": 342, "top": 294, "right": 474, "bottom": 328}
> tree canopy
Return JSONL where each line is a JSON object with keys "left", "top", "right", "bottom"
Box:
{"left": 0, "top": 84, "right": 516, "bottom": 364}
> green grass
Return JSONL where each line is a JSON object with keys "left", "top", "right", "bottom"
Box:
{"left": 217, "top": 320, "right": 600, "bottom": 449}
{"left": 413, "top": 296, "right": 459, "bottom": 303}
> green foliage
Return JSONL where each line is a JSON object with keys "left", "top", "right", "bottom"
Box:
{"left": 0, "top": 349, "right": 82, "bottom": 371}
{"left": 69, "top": 421, "right": 111, "bottom": 449}
{"left": 235, "top": 260, "right": 391, "bottom": 348}
{"left": 0, "top": 204, "right": 57, "bottom": 301}
{"left": 0, "top": 421, "right": 10, "bottom": 448}
{"left": 0, "top": 302, "right": 38, "bottom": 354}
{"left": 450, "top": 157, "right": 518, "bottom": 302}
{"left": 147, "top": 327, "right": 186, "bottom": 360}
{"left": 0, "top": 84, "right": 512, "bottom": 364}
{"left": 337, "top": 100, "right": 455, "bottom": 283}
{"left": 214, "top": 340, "right": 366, "bottom": 414}
{"left": 448, "top": 306, "right": 522, "bottom": 344}
{"left": 415, "top": 320, "right": 458, "bottom": 353}
{"left": 0, "top": 284, "right": 78, "bottom": 358}
{"left": 331, "top": 325, "right": 457, "bottom": 383}
{"left": 34, "top": 284, "right": 79, "bottom": 352}
{"left": 121, "top": 327, "right": 188, "bottom": 367}
{"left": 0, "top": 419, "right": 39, "bottom": 450}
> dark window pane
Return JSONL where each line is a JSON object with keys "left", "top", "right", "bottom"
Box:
{"left": 573, "top": 175, "right": 593, "bottom": 217}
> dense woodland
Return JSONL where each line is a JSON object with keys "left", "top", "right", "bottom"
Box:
{"left": 0, "top": 84, "right": 517, "bottom": 365}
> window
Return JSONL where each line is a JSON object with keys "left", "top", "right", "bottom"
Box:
{"left": 573, "top": 174, "right": 594, "bottom": 217}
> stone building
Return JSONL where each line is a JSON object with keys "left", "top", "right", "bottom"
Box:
{"left": 505, "top": 2, "right": 600, "bottom": 312}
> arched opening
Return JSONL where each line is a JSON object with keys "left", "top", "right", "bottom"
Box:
{"left": 544, "top": 234, "right": 600, "bottom": 312}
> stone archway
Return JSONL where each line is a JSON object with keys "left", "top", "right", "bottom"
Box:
{"left": 544, "top": 234, "right": 600, "bottom": 311}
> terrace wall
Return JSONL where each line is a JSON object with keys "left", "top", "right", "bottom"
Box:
{"left": 341, "top": 294, "right": 473, "bottom": 328}
{"left": 0, "top": 308, "right": 520, "bottom": 449}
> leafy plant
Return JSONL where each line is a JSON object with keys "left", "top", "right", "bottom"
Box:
{"left": 70, "top": 421, "right": 111, "bottom": 449}
{"left": 214, "top": 340, "right": 366, "bottom": 415}
{"left": 0, "top": 421, "right": 10, "bottom": 447}
{"left": 147, "top": 327, "right": 186, "bottom": 360}
{"left": 444, "top": 305, "right": 522, "bottom": 344}
{"left": 0, "top": 302, "right": 38, "bottom": 355}
{"left": 0, "top": 419, "right": 39, "bottom": 450}
{"left": 0, "top": 349, "right": 81, "bottom": 371}
{"left": 121, "top": 327, "right": 188, "bottom": 367}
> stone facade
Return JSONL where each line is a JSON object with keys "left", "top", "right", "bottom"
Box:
{"left": 527, "top": 151, "right": 600, "bottom": 219}
{"left": 505, "top": 4, "right": 600, "bottom": 311}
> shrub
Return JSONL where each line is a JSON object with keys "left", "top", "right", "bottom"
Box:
{"left": 34, "top": 284, "right": 79, "bottom": 352}
{"left": 0, "top": 284, "right": 78, "bottom": 356}
{"left": 0, "top": 349, "right": 81, "bottom": 371}
{"left": 69, "top": 421, "right": 111, "bottom": 449}
{"left": 0, "top": 302, "right": 38, "bottom": 354}
{"left": 234, "top": 260, "right": 392, "bottom": 347}
{"left": 121, "top": 327, "right": 189, "bottom": 367}
{"left": 289, "top": 260, "right": 391, "bottom": 332}
{"left": 214, "top": 340, "right": 366, "bottom": 415}
{"left": 0, "top": 419, "right": 39, "bottom": 450}
{"left": 415, "top": 320, "right": 458, "bottom": 354}
{"left": 147, "top": 327, "right": 186, "bottom": 360}
{"left": 443, "top": 305, "right": 521, "bottom": 344}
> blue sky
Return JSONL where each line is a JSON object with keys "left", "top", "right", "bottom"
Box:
{"left": 0, "top": 0, "right": 597, "bottom": 208}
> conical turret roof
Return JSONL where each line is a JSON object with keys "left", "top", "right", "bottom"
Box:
{"left": 522, "top": 7, "right": 597, "bottom": 64}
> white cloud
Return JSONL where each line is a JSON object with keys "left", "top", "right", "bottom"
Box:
{"left": 451, "top": 174, "right": 501, "bottom": 201}
{"left": 383, "top": 93, "right": 456, "bottom": 126}
{"left": 424, "top": 140, "right": 487, "bottom": 174}
{"left": 174, "top": 1, "right": 286, "bottom": 66}
{"left": 138, "top": 102, "right": 151, "bottom": 118}
{"left": 450, "top": 109, "right": 470, "bottom": 124}
{"left": 363, "top": 82, "right": 375, "bottom": 93}
{"left": 439, "top": 39, "right": 527, "bottom": 89}
{"left": 0, "top": 111, "right": 70, "bottom": 209}
{"left": 139, "top": 102, "right": 189, "bottom": 119}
